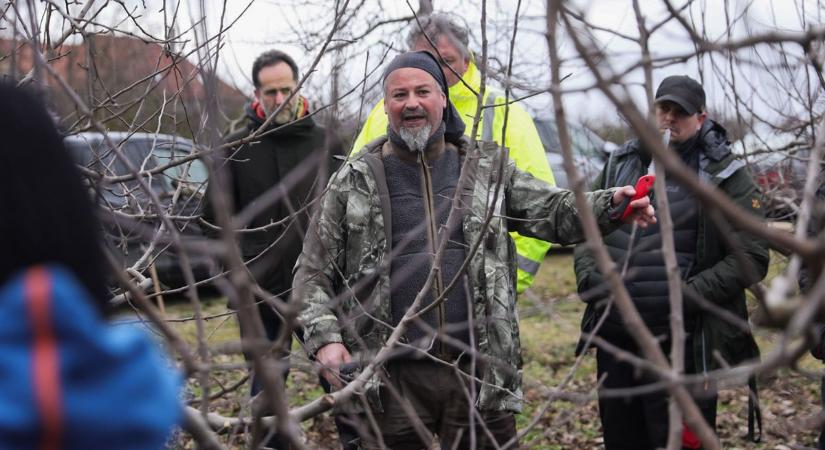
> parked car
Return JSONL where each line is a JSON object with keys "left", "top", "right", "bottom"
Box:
{"left": 64, "top": 131, "right": 212, "bottom": 290}
{"left": 533, "top": 118, "right": 618, "bottom": 189}
{"left": 734, "top": 132, "right": 815, "bottom": 219}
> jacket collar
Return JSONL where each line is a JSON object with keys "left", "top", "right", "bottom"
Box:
{"left": 244, "top": 99, "right": 315, "bottom": 135}
{"left": 613, "top": 120, "right": 741, "bottom": 183}
{"left": 382, "top": 135, "right": 446, "bottom": 162}
{"left": 697, "top": 120, "right": 743, "bottom": 183}
{"left": 449, "top": 61, "right": 481, "bottom": 103}
{"left": 697, "top": 119, "right": 731, "bottom": 161}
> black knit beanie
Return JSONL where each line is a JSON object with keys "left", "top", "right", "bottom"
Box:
{"left": 382, "top": 51, "right": 466, "bottom": 145}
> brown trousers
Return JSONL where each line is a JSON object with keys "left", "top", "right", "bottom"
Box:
{"left": 354, "top": 359, "right": 518, "bottom": 450}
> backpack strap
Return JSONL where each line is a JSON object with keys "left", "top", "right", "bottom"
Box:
{"left": 481, "top": 91, "right": 498, "bottom": 143}
{"left": 25, "top": 266, "right": 63, "bottom": 450}
{"left": 362, "top": 151, "right": 392, "bottom": 252}
{"left": 747, "top": 375, "right": 762, "bottom": 442}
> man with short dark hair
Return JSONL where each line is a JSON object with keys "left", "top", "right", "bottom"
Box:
{"left": 574, "top": 75, "right": 769, "bottom": 449}
{"left": 249, "top": 50, "right": 303, "bottom": 126}
{"left": 296, "top": 51, "right": 656, "bottom": 450}
{"left": 202, "top": 49, "right": 343, "bottom": 449}
{"left": 352, "top": 13, "right": 555, "bottom": 294}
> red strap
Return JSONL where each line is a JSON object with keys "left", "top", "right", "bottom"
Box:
{"left": 25, "top": 267, "right": 62, "bottom": 450}
{"left": 682, "top": 422, "right": 702, "bottom": 449}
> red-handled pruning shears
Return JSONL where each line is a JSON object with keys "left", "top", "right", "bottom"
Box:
{"left": 613, "top": 129, "right": 670, "bottom": 222}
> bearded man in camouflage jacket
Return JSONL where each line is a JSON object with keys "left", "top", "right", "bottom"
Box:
{"left": 293, "top": 51, "right": 656, "bottom": 450}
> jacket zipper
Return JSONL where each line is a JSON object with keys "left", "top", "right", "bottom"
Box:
{"left": 701, "top": 327, "right": 709, "bottom": 389}
{"left": 696, "top": 184, "right": 708, "bottom": 390}
{"left": 420, "top": 152, "right": 446, "bottom": 356}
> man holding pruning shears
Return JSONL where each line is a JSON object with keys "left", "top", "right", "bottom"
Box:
{"left": 573, "top": 75, "right": 769, "bottom": 450}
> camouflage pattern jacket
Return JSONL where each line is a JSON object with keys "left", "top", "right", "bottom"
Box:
{"left": 295, "top": 136, "right": 621, "bottom": 412}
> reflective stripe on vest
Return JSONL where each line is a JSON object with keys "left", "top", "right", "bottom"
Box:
{"left": 516, "top": 254, "right": 541, "bottom": 276}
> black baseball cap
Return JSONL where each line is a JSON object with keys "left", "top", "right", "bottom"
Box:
{"left": 655, "top": 75, "right": 705, "bottom": 115}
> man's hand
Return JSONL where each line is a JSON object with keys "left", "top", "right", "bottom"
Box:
{"left": 315, "top": 343, "right": 352, "bottom": 389}
{"left": 611, "top": 186, "right": 657, "bottom": 227}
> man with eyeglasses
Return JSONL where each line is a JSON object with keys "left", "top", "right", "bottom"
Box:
{"left": 573, "top": 75, "right": 769, "bottom": 449}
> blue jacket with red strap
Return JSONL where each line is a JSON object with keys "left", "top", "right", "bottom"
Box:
{"left": 0, "top": 265, "right": 181, "bottom": 450}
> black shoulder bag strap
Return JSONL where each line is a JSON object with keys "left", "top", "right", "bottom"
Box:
{"left": 481, "top": 91, "right": 498, "bottom": 142}
{"left": 748, "top": 375, "right": 762, "bottom": 442}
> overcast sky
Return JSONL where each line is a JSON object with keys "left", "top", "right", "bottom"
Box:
{"left": 204, "top": 0, "right": 819, "bottom": 126}
{"left": 49, "top": 0, "right": 825, "bottom": 129}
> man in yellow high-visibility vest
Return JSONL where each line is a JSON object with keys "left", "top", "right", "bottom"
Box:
{"left": 351, "top": 13, "right": 555, "bottom": 293}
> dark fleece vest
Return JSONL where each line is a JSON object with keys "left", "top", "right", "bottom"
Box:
{"left": 601, "top": 142, "right": 700, "bottom": 338}
{"left": 383, "top": 149, "right": 470, "bottom": 357}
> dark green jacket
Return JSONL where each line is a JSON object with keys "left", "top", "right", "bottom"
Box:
{"left": 574, "top": 120, "right": 769, "bottom": 372}
{"left": 800, "top": 174, "right": 825, "bottom": 359}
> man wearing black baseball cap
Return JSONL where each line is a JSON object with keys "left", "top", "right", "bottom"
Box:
{"left": 656, "top": 75, "right": 705, "bottom": 114}
{"left": 654, "top": 75, "right": 708, "bottom": 144}
{"left": 574, "top": 74, "right": 769, "bottom": 449}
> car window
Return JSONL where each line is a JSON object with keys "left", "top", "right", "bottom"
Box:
{"left": 65, "top": 136, "right": 96, "bottom": 166}
{"left": 153, "top": 141, "right": 208, "bottom": 195}
{"left": 66, "top": 135, "right": 206, "bottom": 185}
{"left": 121, "top": 140, "right": 160, "bottom": 173}
{"left": 570, "top": 128, "right": 592, "bottom": 157}
{"left": 572, "top": 126, "right": 606, "bottom": 158}
{"left": 536, "top": 119, "right": 606, "bottom": 158}
{"left": 67, "top": 136, "right": 158, "bottom": 176}
{"left": 534, "top": 120, "right": 561, "bottom": 153}
{"left": 68, "top": 134, "right": 201, "bottom": 205}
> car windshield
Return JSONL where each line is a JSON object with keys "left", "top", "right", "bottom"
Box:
{"left": 153, "top": 141, "right": 209, "bottom": 187}
{"left": 68, "top": 135, "right": 162, "bottom": 171}
{"left": 536, "top": 120, "right": 561, "bottom": 151}
{"left": 535, "top": 119, "right": 606, "bottom": 158}
{"left": 65, "top": 134, "right": 206, "bottom": 210}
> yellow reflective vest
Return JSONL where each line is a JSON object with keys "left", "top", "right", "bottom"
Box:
{"left": 350, "top": 61, "right": 556, "bottom": 293}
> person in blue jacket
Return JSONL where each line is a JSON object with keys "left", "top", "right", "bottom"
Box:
{"left": 0, "top": 82, "right": 181, "bottom": 450}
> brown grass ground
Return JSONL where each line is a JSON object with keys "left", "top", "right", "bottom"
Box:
{"left": 160, "top": 250, "right": 823, "bottom": 449}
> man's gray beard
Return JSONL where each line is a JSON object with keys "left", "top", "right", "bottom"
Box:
{"left": 398, "top": 123, "right": 432, "bottom": 153}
